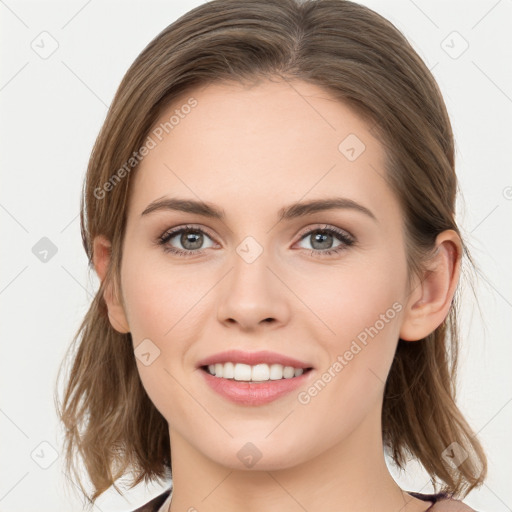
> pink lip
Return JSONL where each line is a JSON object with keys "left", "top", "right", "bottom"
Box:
{"left": 196, "top": 349, "right": 312, "bottom": 369}
{"left": 200, "top": 368, "right": 314, "bottom": 406}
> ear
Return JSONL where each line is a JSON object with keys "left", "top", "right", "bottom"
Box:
{"left": 92, "top": 235, "right": 130, "bottom": 334}
{"left": 399, "top": 230, "right": 461, "bottom": 342}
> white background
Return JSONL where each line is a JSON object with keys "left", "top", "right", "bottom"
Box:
{"left": 0, "top": 0, "right": 511, "bottom": 511}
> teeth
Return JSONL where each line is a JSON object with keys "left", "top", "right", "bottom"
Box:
{"left": 283, "top": 365, "right": 295, "bottom": 379}
{"left": 269, "top": 363, "right": 284, "bottom": 380}
{"left": 251, "top": 363, "right": 269, "bottom": 381}
{"left": 205, "top": 362, "right": 306, "bottom": 381}
{"left": 234, "top": 363, "right": 252, "bottom": 381}
{"left": 223, "top": 362, "right": 235, "bottom": 379}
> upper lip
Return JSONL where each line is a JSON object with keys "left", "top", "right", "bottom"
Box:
{"left": 197, "top": 350, "right": 313, "bottom": 369}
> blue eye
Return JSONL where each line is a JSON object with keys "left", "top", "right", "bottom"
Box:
{"left": 158, "top": 225, "right": 216, "bottom": 256}
{"left": 157, "top": 224, "right": 355, "bottom": 258}
{"left": 296, "top": 226, "right": 355, "bottom": 257}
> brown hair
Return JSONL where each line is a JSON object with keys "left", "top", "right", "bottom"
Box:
{"left": 54, "top": 0, "right": 487, "bottom": 506}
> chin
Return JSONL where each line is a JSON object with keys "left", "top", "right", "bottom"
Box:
{"left": 200, "top": 435, "right": 310, "bottom": 472}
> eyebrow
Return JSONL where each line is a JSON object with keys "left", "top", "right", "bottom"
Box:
{"left": 140, "top": 196, "right": 377, "bottom": 222}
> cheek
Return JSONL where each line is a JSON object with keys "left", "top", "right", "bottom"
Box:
{"left": 301, "top": 244, "right": 407, "bottom": 343}
{"left": 120, "top": 250, "right": 208, "bottom": 341}
{"left": 303, "top": 244, "right": 407, "bottom": 393}
{"left": 120, "top": 252, "right": 205, "bottom": 418}
{"left": 292, "top": 294, "right": 403, "bottom": 453}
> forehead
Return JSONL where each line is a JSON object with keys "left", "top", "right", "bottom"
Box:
{"left": 129, "top": 79, "right": 392, "bottom": 218}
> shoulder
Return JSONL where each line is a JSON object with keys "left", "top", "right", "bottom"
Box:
{"left": 407, "top": 491, "right": 478, "bottom": 512}
{"left": 131, "top": 488, "right": 479, "bottom": 512}
{"left": 430, "top": 496, "right": 477, "bottom": 511}
{"left": 129, "top": 487, "right": 172, "bottom": 512}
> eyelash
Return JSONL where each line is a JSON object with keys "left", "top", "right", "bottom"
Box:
{"left": 156, "top": 224, "right": 355, "bottom": 258}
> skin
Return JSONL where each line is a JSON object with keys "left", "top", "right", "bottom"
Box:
{"left": 93, "top": 79, "right": 461, "bottom": 512}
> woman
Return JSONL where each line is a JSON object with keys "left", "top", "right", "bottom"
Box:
{"left": 55, "top": 1, "right": 487, "bottom": 511}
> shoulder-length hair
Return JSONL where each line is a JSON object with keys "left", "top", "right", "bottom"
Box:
{"left": 55, "top": 0, "right": 487, "bottom": 506}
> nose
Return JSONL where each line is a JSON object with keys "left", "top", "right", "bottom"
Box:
{"left": 216, "top": 243, "right": 291, "bottom": 331}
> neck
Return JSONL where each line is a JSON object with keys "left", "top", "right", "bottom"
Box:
{"left": 167, "top": 405, "right": 422, "bottom": 512}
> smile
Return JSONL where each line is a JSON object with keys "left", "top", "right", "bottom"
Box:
{"left": 203, "top": 362, "right": 310, "bottom": 381}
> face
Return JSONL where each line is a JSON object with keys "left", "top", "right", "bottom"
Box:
{"left": 116, "top": 79, "right": 412, "bottom": 470}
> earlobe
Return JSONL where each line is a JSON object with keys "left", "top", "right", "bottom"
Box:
{"left": 399, "top": 230, "right": 461, "bottom": 342}
{"left": 92, "top": 235, "right": 130, "bottom": 334}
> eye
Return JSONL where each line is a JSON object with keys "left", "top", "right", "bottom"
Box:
{"left": 295, "top": 225, "right": 355, "bottom": 257}
{"left": 156, "top": 223, "right": 355, "bottom": 258}
{"left": 157, "top": 225, "right": 217, "bottom": 256}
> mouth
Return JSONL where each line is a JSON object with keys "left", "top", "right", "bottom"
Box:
{"left": 200, "top": 362, "right": 313, "bottom": 382}
{"left": 196, "top": 350, "right": 315, "bottom": 405}
{"left": 199, "top": 363, "right": 314, "bottom": 405}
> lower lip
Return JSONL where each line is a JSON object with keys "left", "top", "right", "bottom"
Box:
{"left": 200, "top": 368, "right": 313, "bottom": 405}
